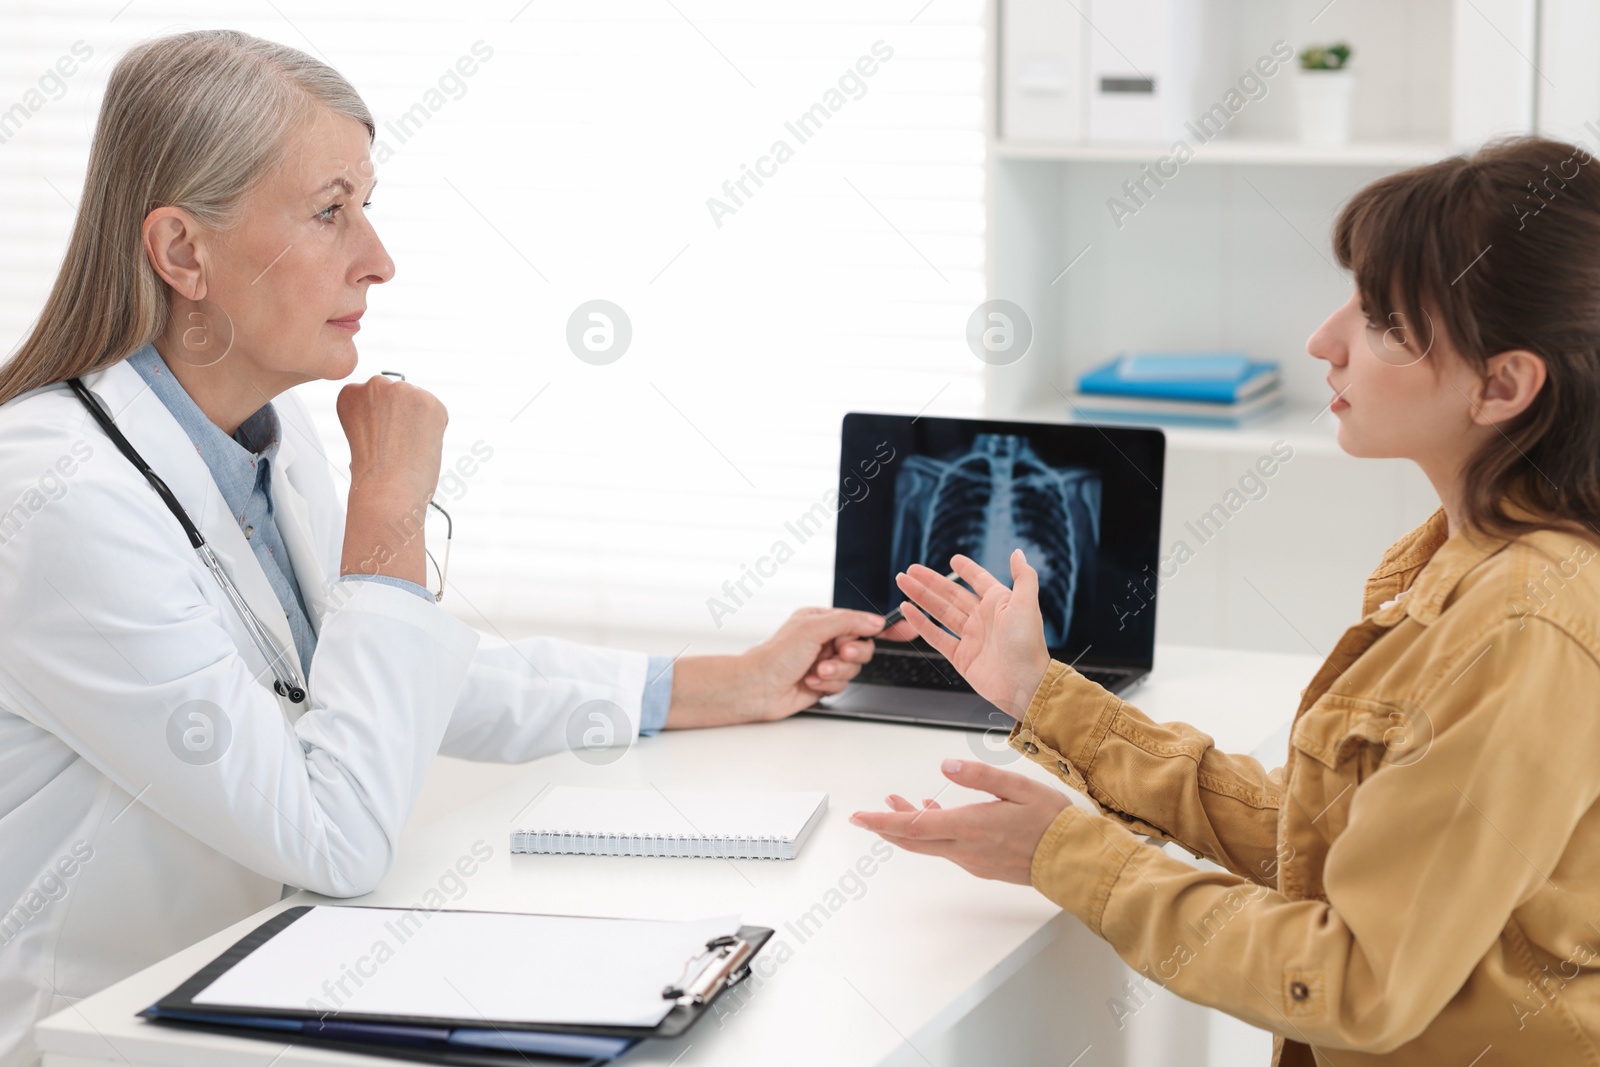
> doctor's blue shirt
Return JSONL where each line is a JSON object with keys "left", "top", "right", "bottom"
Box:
{"left": 127, "top": 344, "right": 671, "bottom": 733}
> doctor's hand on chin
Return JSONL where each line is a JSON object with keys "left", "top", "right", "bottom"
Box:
{"left": 661, "top": 609, "right": 918, "bottom": 729}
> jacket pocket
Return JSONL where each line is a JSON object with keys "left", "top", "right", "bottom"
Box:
{"left": 1282, "top": 694, "right": 1403, "bottom": 897}
{"left": 1290, "top": 693, "right": 1426, "bottom": 770}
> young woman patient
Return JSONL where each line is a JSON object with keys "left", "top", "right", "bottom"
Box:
{"left": 851, "top": 135, "right": 1600, "bottom": 1065}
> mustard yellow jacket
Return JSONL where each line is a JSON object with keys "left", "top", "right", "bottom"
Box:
{"left": 1012, "top": 504, "right": 1600, "bottom": 1065}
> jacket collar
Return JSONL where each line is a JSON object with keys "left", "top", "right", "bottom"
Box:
{"left": 124, "top": 343, "right": 285, "bottom": 526}
{"left": 73, "top": 358, "right": 319, "bottom": 675}
{"left": 267, "top": 412, "right": 332, "bottom": 635}
{"left": 1364, "top": 501, "right": 1535, "bottom": 627}
{"left": 112, "top": 344, "right": 333, "bottom": 635}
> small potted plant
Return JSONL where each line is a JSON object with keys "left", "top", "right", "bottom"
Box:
{"left": 1295, "top": 42, "right": 1355, "bottom": 146}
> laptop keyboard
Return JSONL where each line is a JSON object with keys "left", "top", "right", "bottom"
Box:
{"left": 861, "top": 651, "right": 1130, "bottom": 693}
{"left": 862, "top": 650, "right": 969, "bottom": 690}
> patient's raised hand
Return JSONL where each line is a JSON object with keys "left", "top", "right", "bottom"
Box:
{"left": 894, "top": 550, "right": 1051, "bottom": 721}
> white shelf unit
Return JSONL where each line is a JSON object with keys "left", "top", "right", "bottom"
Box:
{"left": 979, "top": 0, "right": 1597, "bottom": 659}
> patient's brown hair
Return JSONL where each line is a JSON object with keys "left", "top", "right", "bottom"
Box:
{"left": 1332, "top": 135, "right": 1600, "bottom": 546}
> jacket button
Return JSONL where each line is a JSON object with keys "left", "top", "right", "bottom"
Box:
{"left": 1023, "top": 742, "right": 1038, "bottom": 755}
{"left": 244, "top": 525, "right": 254, "bottom": 540}
{"left": 1058, "top": 760, "right": 1069, "bottom": 773}
{"left": 1290, "top": 981, "right": 1310, "bottom": 1002}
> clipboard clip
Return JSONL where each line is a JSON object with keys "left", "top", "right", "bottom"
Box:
{"left": 662, "top": 935, "right": 754, "bottom": 1006}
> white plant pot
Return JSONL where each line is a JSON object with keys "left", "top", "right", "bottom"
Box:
{"left": 1294, "top": 69, "right": 1356, "bottom": 146}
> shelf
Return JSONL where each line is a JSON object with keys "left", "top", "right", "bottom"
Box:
{"left": 992, "top": 138, "right": 1459, "bottom": 167}
{"left": 1010, "top": 397, "right": 1349, "bottom": 457}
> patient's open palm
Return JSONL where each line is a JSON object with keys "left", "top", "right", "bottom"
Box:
{"left": 894, "top": 550, "right": 1051, "bottom": 720}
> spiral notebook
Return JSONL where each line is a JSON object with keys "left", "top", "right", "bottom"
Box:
{"left": 511, "top": 786, "right": 828, "bottom": 860}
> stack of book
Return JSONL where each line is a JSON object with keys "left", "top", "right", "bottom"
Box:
{"left": 1065, "top": 351, "right": 1283, "bottom": 427}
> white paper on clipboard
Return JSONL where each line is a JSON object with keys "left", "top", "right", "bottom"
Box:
{"left": 191, "top": 907, "right": 742, "bottom": 1028}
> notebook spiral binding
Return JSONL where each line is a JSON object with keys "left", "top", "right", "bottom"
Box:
{"left": 509, "top": 830, "right": 798, "bottom": 860}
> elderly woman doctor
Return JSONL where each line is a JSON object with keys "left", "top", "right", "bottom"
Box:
{"left": 0, "top": 30, "right": 892, "bottom": 1065}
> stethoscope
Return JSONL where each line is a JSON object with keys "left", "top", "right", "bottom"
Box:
{"left": 68, "top": 378, "right": 310, "bottom": 704}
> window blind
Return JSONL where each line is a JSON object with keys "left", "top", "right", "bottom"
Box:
{"left": 0, "top": 1, "right": 986, "bottom": 654}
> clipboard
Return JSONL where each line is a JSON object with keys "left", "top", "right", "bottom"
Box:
{"left": 141, "top": 906, "right": 774, "bottom": 1065}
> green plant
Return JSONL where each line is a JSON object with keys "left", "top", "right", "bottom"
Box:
{"left": 1299, "top": 42, "right": 1352, "bottom": 71}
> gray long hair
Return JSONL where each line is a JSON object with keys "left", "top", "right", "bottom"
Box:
{"left": 0, "top": 29, "right": 373, "bottom": 405}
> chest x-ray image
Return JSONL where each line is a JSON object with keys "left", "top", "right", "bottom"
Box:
{"left": 888, "top": 433, "right": 1102, "bottom": 647}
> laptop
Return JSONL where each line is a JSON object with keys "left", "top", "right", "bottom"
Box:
{"left": 809, "top": 412, "right": 1165, "bottom": 730}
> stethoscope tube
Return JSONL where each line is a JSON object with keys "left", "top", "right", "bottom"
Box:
{"left": 67, "top": 377, "right": 309, "bottom": 704}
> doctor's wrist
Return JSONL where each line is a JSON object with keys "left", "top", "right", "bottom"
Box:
{"left": 661, "top": 654, "right": 762, "bottom": 729}
{"left": 342, "top": 482, "right": 431, "bottom": 587}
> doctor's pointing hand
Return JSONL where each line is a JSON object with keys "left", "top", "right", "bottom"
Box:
{"left": 0, "top": 30, "right": 891, "bottom": 1066}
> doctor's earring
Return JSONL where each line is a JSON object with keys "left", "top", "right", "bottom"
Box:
{"left": 173, "top": 298, "right": 237, "bottom": 369}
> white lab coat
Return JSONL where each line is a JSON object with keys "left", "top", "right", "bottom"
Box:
{"left": 0, "top": 359, "right": 650, "bottom": 1066}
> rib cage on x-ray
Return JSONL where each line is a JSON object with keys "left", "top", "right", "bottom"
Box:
{"left": 889, "top": 434, "right": 1101, "bottom": 647}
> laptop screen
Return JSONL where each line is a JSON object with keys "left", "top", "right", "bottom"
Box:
{"left": 832, "top": 412, "right": 1165, "bottom": 670}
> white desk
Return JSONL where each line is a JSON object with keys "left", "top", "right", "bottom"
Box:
{"left": 36, "top": 644, "right": 1319, "bottom": 1067}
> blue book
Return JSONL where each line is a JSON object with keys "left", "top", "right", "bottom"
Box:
{"left": 1066, "top": 390, "right": 1285, "bottom": 427}
{"left": 1077, "top": 353, "right": 1280, "bottom": 403}
{"left": 1117, "top": 352, "right": 1254, "bottom": 380}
